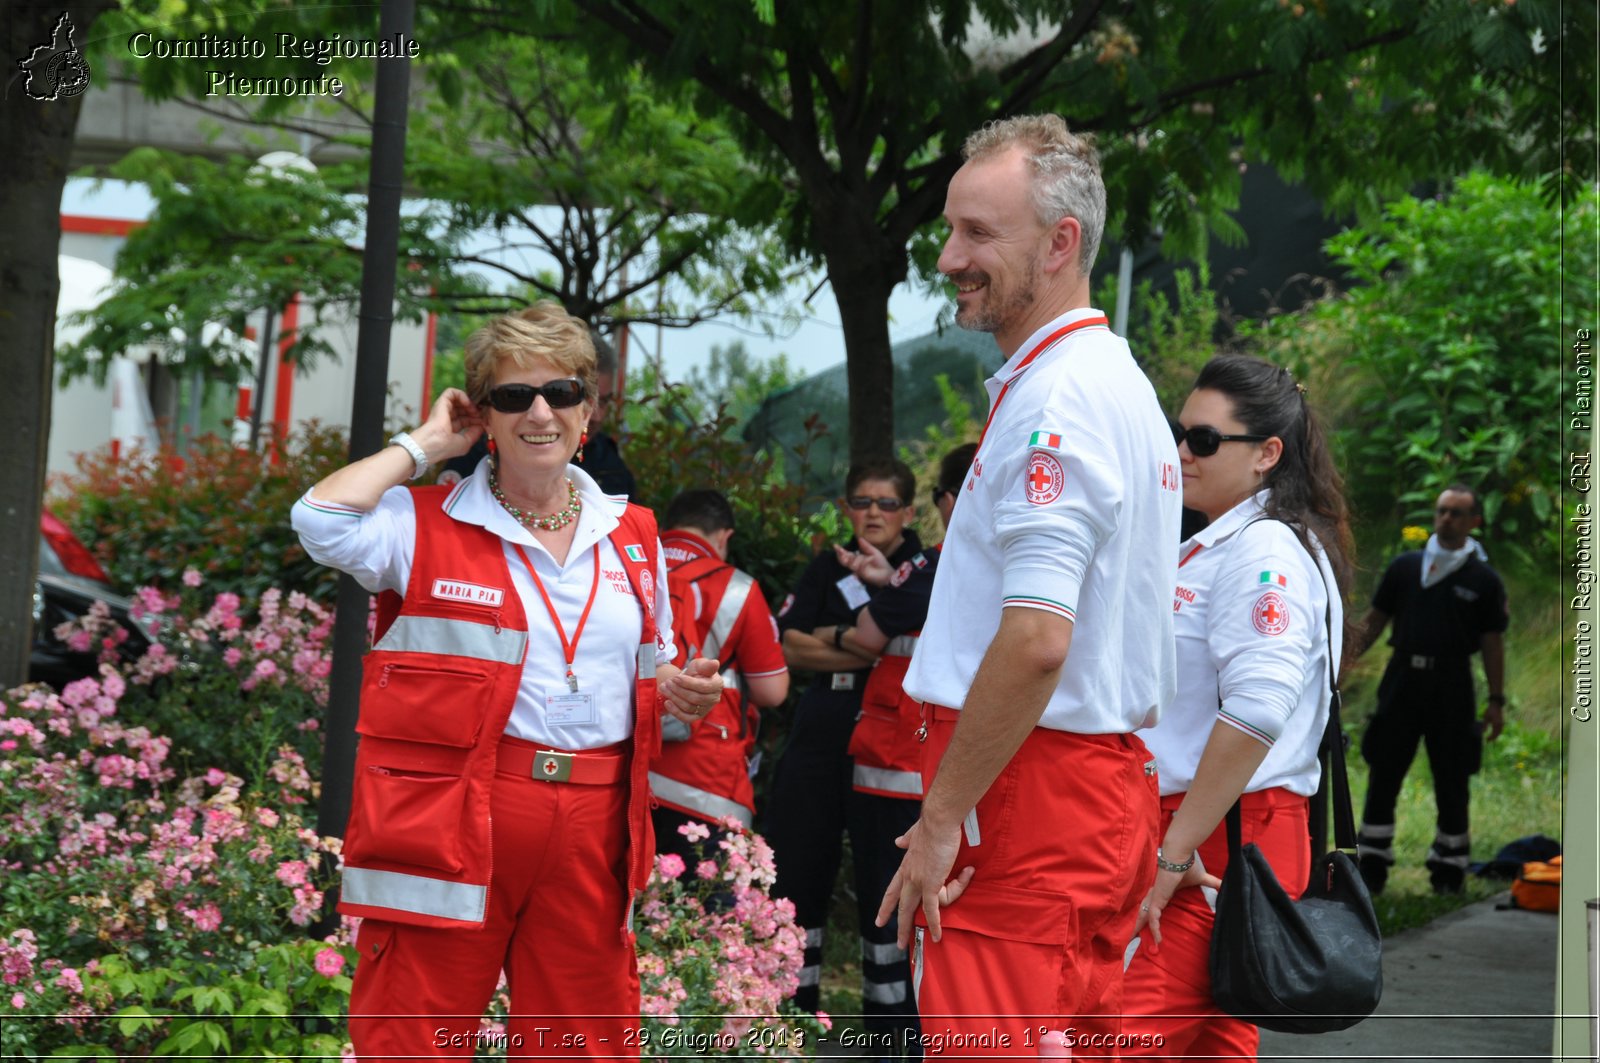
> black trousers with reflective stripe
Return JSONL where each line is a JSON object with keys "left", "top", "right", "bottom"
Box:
{"left": 848, "top": 788, "right": 922, "bottom": 1057}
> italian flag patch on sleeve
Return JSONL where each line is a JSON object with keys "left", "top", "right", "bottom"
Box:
{"left": 1028, "top": 431, "right": 1062, "bottom": 448}
{"left": 1258, "top": 571, "right": 1288, "bottom": 587}
{"left": 625, "top": 545, "right": 646, "bottom": 563}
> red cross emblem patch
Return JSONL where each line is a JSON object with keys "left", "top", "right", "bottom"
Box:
{"left": 639, "top": 568, "right": 655, "bottom": 620}
{"left": 1025, "top": 451, "right": 1065, "bottom": 505}
{"left": 541, "top": 758, "right": 560, "bottom": 776}
{"left": 1252, "top": 590, "right": 1290, "bottom": 636}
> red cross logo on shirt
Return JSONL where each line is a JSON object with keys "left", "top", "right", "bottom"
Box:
{"left": 1252, "top": 590, "right": 1290, "bottom": 636}
{"left": 1025, "top": 451, "right": 1065, "bottom": 505}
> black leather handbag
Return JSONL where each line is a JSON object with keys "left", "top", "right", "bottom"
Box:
{"left": 1208, "top": 555, "right": 1383, "bottom": 1034}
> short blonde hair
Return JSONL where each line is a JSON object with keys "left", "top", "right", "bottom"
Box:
{"left": 463, "top": 302, "right": 597, "bottom": 406}
{"left": 963, "top": 114, "right": 1105, "bottom": 276}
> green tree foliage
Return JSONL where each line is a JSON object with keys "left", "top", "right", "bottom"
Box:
{"left": 62, "top": 37, "right": 797, "bottom": 385}
{"left": 1246, "top": 173, "right": 1596, "bottom": 567}
{"left": 677, "top": 341, "right": 803, "bottom": 429}
{"left": 563, "top": 0, "right": 1592, "bottom": 464}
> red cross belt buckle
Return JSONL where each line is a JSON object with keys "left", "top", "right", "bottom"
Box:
{"left": 533, "top": 751, "right": 573, "bottom": 782}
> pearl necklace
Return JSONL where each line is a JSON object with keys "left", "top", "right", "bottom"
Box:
{"left": 489, "top": 470, "right": 581, "bottom": 532}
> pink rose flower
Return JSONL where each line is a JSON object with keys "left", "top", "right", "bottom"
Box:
{"left": 313, "top": 948, "right": 345, "bottom": 978}
{"left": 655, "top": 853, "right": 686, "bottom": 880}
{"left": 181, "top": 567, "right": 203, "bottom": 588}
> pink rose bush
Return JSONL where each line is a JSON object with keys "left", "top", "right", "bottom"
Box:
{"left": 6, "top": 573, "right": 825, "bottom": 1059}
{"left": 632, "top": 820, "right": 826, "bottom": 1056}
{"left": 1, "top": 575, "right": 354, "bottom": 1057}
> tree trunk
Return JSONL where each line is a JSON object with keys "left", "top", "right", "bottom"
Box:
{"left": 0, "top": 1, "right": 111, "bottom": 687}
{"left": 813, "top": 191, "right": 910, "bottom": 468}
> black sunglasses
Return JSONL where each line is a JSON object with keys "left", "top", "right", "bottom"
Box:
{"left": 1172, "top": 422, "right": 1269, "bottom": 458}
{"left": 845, "top": 496, "right": 905, "bottom": 513}
{"left": 485, "top": 379, "right": 587, "bottom": 413}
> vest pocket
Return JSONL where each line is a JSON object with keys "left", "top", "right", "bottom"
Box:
{"left": 346, "top": 766, "right": 468, "bottom": 873}
{"left": 357, "top": 660, "right": 491, "bottom": 748}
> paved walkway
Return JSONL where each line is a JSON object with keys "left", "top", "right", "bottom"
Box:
{"left": 1258, "top": 893, "right": 1560, "bottom": 1062}
{"left": 813, "top": 894, "right": 1561, "bottom": 1061}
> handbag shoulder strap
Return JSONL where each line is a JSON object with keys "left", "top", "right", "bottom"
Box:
{"left": 1226, "top": 515, "right": 1355, "bottom": 853}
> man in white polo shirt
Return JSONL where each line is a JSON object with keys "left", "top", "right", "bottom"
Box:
{"left": 878, "top": 114, "right": 1181, "bottom": 1055}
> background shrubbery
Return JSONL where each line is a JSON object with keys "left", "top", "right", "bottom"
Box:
{"left": 51, "top": 424, "right": 351, "bottom": 607}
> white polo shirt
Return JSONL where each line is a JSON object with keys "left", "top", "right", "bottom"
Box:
{"left": 291, "top": 461, "right": 675, "bottom": 749}
{"left": 904, "top": 307, "right": 1182, "bottom": 733}
{"left": 1140, "top": 492, "right": 1344, "bottom": 797}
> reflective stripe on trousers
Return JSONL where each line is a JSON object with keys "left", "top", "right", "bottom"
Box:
{"left": 342, "top": 866, "right": 488, "bottom": 925}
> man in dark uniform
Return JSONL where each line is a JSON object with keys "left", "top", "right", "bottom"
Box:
{"left": 825, "top": 443, "right": 976, "bottom": 1059}
{"left": 764, "top": 458, "right": 923, "bottom": 1023}
{"left": 1352, "top": 484, "right": 1509, "bottom": 894}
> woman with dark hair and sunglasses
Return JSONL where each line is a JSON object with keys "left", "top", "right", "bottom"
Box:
{"left": 292, "top": 302, "right": 724, "bottom": 1059}
{"left": 1120, "top": 353, "right": 1353, "bottom": 1061}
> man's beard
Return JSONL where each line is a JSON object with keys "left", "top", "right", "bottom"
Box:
{"left": 951, "top": 257, "right": 1038, "bottom": 335}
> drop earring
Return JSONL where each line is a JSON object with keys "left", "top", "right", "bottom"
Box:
{"left": 578, "top": 429, "right": 588, "bottom": 464}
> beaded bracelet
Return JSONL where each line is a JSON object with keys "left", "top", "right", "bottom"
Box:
{"left": 1156, "top": 848, "right": 1195, "bottom": 874}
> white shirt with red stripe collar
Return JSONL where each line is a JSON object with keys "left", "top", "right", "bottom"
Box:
{"left": 291, "top": 463, "right": 675, "bottom": 750}
{"left": 903, "top": 307, "right": 1182, "bottom": 734}
{"left": 1141, "top": 491, "right": 1343, "bottom": 797}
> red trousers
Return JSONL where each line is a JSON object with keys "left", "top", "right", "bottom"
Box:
{"left": 1120, "top": 787, "right": 1310, "bottom": 1062}
{"left": 912, "top": 710, "right": 1160, "bottom": 1060}
{"left": 349, "top": 740, "right": 639, "bottom": 1060}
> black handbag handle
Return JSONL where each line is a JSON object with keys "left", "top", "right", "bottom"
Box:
{"left": 1226, "top": 519, "right": 1355, "bottom": 857}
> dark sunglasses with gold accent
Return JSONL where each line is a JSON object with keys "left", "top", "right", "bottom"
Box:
{"left": 845, "top": 496, "right": 905, "bottom": 513}
{"left": 485, "top": 379, "right": 587, "bottom": 413}
{"left": 1172, "top": 422, "right": 1268, "bottom": 458}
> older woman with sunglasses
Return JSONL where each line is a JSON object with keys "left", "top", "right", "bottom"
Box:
{"left": 292, "top": 302, "right": 723, "bottom": 1059}
{"left": 1120, "top": 354, "right": 1353, "bottom": 1061}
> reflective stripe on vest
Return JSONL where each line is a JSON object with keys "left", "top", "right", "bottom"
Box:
{"left": 648, "top": 771, "right": 754, "bottom": 827}
{"left": 701, "top": 570, "right": 754, "bottom": 662}
{"left": 853, "top": 763, "right": 923, "bottom": 797}
{"left": 883, "top": 634, "right": 919, "bottom": 657}
{"left": 637, "top": 643, "right": 655, "bottom": 675}
{"left": 341, "top": 865, "right": 488, "bottom": 924}
{"left": 374, "top": 614, "right": 529, "bottom": 666}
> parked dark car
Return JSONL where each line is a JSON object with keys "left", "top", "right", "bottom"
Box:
{"left": 29, "top": 513, "right": 154, "bottom": 688}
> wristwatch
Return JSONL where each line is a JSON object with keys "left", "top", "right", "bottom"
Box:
{"left": 833, "top": 623, "right": 849, "bottom": 650}
{"left": 389, "top": 432, "right": 430, "bottom": 480}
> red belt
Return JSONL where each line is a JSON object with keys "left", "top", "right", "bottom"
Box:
{"left": 496, "top": 736, "right": 628, "bottom": 785}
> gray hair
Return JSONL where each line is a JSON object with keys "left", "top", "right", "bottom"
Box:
{"left": 963, "top": 114, "right": 1106, "bottom": 276}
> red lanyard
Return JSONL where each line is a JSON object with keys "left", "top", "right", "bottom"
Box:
{"left": 975, "top": 314, "right": 1109, "bottom": 452}
{"left": 514, "top": 543, "right": 600, "bottom": 692}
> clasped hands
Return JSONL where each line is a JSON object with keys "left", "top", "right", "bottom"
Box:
{"left": 660, "top": 657, "right": 724, "bottom": 725}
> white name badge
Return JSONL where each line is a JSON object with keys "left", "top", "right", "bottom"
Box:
{"left": 836, "top": 573, "right": 872, "bottom": 610}
{"left": 545, "top": 691, "right": 596, "bottom": 726}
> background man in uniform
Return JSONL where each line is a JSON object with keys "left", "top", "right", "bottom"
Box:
{"left": 825, "top": 442, "right": 978, "bottom": 1058}
{"left": 881, "top": 115, "right": 1181, "bottom": 1053}
{"left": 765, "top": 460, "right": 923, "bottom": 1021}
{"left": 651, "top": 489, "right": 789, "bottom": 855}
{"left": 1353, "top": 484, "right": 1508, "bottom": 894}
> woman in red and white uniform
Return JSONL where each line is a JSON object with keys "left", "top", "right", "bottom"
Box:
{"left": 292, "top": 303, "right": 724, "bottom": 1060}
{"left": 1122, "top": 354, "right": 1353, "bottom": 1061}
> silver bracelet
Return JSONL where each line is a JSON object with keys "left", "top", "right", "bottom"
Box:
{"left": 1156, "top": 847, "right": 1195, "bottom": 874}
{"left": 389, "top": 432, "right": 430, "bottom": 481}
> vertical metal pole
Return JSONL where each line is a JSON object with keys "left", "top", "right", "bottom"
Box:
{"left": 316, "top": 0, "right": 416, "bottom": 902}
{"left": 1113, "top": 246, "right": 1134, "bottom": 338}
